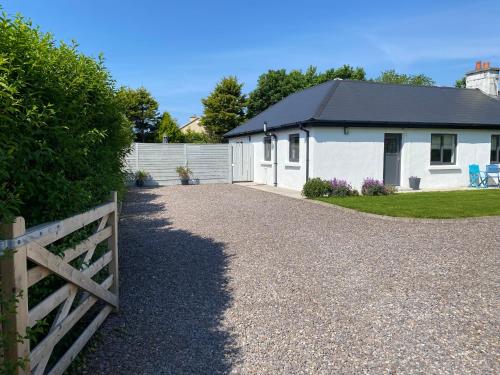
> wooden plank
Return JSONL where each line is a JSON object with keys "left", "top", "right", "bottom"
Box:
{"left": 47, "top": 305, "right": 113, "bottom": 375}
{"left": 28, "top": 251, "right": 113, "bottom": 327}
{"left": 108, "top": 192, "right": 119, "bottom": 309}
{"left": 35, "top": 202, "right": 115, "bottom": 248}
{"left": 28, "top": 226, "right": 112, "bottom": 287}
{"left": 0, "top": 217, "right": 30, "bottom": 374}
{"left": 31, "top": 276, "right": 113, "bottom": 375}
{"left": 82, "top": 214, "right": 109, "bottom": 265}
{"left": 29, "top": 276, "right": 113, "bottom": 367}
{"left": 27, "top": 243, "right": 118, "bottom": 308}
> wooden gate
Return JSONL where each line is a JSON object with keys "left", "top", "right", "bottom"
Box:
{"left": 231, "top": 143, "right": 253, "bottom": 182}
{"left": 0, "top": 192, "right": 119, "bottom": 375}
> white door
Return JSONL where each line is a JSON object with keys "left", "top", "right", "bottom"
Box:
{"left": 231, "top": 143, "right": 253, "bottom": 182}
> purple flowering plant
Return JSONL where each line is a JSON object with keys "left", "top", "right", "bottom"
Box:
{"left": 328, "top": 178, "right": 358, "bottom": 197}
{"left": 361, "top": 178, "right": 389, "bottom": 196}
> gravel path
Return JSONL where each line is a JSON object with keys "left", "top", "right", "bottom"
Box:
{"left": 84, "top": 184, "right": 500, "bottom": 374}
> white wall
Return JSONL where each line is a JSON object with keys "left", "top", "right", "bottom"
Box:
{"left": 400, "top": 129, "right": 492, "bottom": 189}
{"left": 229, "top": 129, "right": 307, "bottom": 190}
{"left": 230, "top": 127, "right": 497, "bottom": 191}
{"left": 313, "top": 127, "right": 494, "bottom": 190}
{"left": 311, "top": 127, "right": 384, "bottom": 190}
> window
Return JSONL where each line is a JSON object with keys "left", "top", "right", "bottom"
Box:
{"left": 289, "top": 133, "right": 300, "bottom": 162}
{"left": 491, "top": 135, "right": 500, "bottom": 163}
{"left": 264, "top": 136, "right": 272, "bottom": 161}
{"left": 430, "top": 134, "right": 457, "bottom": 165}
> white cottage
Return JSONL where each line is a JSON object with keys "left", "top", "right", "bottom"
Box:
{"left": 225, "top": 63, "right": 500, "bottom": 191}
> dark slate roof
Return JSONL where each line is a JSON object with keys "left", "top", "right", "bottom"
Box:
{"left": 225, "top": 80, "right": 500, "bottom": 137}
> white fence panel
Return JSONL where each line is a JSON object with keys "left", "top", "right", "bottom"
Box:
{"left": 125, "top": 143, "right": 232, "bottom": 185}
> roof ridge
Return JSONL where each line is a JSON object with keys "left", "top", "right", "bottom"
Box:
{"left": 313, "top": 80, "right": 341, "bottom": 119}
{"left": 341, "top": 79, "right": 470, "bottom": 91}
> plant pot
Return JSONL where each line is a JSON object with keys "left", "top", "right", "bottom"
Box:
{"left": 135, "top": 179, "right": 144, "bottom": 187}
{"left": 180, "top": 178, "right": 189, "bottom": 185}
{"left": 409, "top": 177, "right": 421, "bottom": 190}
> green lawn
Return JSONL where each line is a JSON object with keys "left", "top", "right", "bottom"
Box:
{"left": 315, "top": 189, "right": 500, "bottom": 219}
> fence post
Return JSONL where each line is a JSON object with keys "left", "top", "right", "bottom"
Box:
{"left": 228, "top": 144, "right": 233, "bottom": 183}
{"left": 107, "top": 192, "right": 119, "bottom": 311}
{"left": 135, "top": 142, "right": 139, "bottom": 171}
{"left": 0, "top": 217, "right": 30, "bottom": 374}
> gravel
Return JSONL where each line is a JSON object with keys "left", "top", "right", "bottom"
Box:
{"left": 84, "top": 184, "right": 500, "bottom": 374}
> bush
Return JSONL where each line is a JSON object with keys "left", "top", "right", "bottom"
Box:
{"left": 0, "top": 13, "right": 133, "bottom": 226}
{"left": 0, "top": 12, "right": 134, "bottom": 373}
{"left": 361, "top": 178, "right": 396, "bottom": 196}
{"left": 328, "top": 178, "right": 359, "bottom": 197}
{"left": 302, "top": 178, "right": 331, "bottom": 198}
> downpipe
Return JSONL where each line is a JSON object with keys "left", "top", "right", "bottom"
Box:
{"left": 270, "top": 133, "right": 277, "bottom": 187}
{"left": 299, "top": 124, "right": 310, "bottom": 181}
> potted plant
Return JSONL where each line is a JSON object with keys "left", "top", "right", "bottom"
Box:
{"left": 135, "top": 170, "right": 149, "bottom": 187}
{"left": 409, "top": 176, "right": 421, "bottom": 190}
{"left": 176, "top": 166, "right": 192, "bottom": 185}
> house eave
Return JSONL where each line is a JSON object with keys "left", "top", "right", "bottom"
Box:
{"left": 224, "top": 119, "right": 500, "bottom": 138}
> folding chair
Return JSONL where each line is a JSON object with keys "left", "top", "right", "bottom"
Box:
{"left": 469, "top": 164, "right": 487, "bottom": 188}
{"left": 485, "top": 164, "right": 500, "bottom": 187}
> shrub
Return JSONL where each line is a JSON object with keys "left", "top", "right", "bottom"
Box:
{"left": 361, "top": 178, "right": 396, "bottom": 196}
{"left": 384, "top": 184, "right": 398, "bottom": 195}
{"left": 328, "top": 178, "right": 359, "bottom": 197}
{"left": 0, "top": 12, "right": 134, "bottom": 373}
{"left": 302, "top": 178, "right": 331, "bottom": 198}
{"left": 0, "top": 12, "right": 133, "bottom": 226}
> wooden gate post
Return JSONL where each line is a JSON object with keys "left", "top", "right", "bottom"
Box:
{"left": 107, "top": 192, "right": 119, "bottom": 311}
{"left": 0, "top": 217, "right": 30, "bottom": 374}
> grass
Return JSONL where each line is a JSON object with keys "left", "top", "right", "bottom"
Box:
{"left": 315, "top": 189, "right": 500, "bottom": 219}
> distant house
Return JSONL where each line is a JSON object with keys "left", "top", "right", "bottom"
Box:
{"left": 225, "top": 61, "right": 500, "bottom": 191}
{"left": 180, "top": 115, "right": 206, "bottom": 134}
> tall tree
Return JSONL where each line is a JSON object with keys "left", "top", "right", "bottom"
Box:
{"left": 246, "top": 65, "right": 366, "bottom": 118}
{"left": 116, "top": 87, "right": 160, "bottom": 142}
{"left": 156, "top": 111, "right": 184, "bottom": 143}
{"left": 201, "top": 76, "right": 246, "bottom": 142}
{"left": 374, "top": 70, "right": 435, "bottom": 86}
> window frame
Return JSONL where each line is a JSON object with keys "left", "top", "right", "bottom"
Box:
{"left": 491, "top": 135, "right": 500, "bottom": 163}
{"left": 263, "top": 136, "right": 272, "bottom": 161}
{"left": 430, "top": 134, "right": 457, "bottom": 165}
{"left": 288, "top": 133, "right": 300, "bottom": 162}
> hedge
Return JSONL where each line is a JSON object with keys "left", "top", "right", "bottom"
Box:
{"left": 0, "top": 12, "right": 133, "bottom": 227}
{"left": 0, "top": 12, "right": 133, "bottom": 373}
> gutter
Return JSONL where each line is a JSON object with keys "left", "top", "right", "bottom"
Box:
{"left": 225, "top": 119, "right": 500, "bottom": 138}
{"left": 299, "top": 123, "right": 310, "bottom": 181}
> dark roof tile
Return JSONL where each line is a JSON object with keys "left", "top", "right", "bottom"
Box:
{"left": 225, "top": 80, "right": 500, "bottom": 137}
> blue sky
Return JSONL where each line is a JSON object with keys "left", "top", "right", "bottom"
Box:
{"left": 2, "top": 0, "right": 500, "bottom": 124}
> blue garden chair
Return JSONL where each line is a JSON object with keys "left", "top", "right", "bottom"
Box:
{"left": 485, "top": 164, "right": 500, "bottom": 187}
{"left": 469, "top": 164, "right": 487, "bottom": 188}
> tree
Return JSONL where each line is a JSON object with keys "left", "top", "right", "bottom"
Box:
{"left": 374, "top": 70, "right": 435, "bottom": 86}
{"left": 116, "top": 87, "right": 160, "bottom": 142}
{"left": 455, "top": 77, "right": 466, "bottom": 88}
{"left": 246, "top": 65, "right": 366, "bottom": 117}
{"left": 183, "top": 129, "right": 210, "bottom": 143}
{"left": 156, "top": 111, "right": 184, "bottom": 143}
{"left": 201, "top": 76, "right": 246, "bottom": 142}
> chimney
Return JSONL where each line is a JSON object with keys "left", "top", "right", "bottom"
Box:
{"left": 465, "top": 61, "right": 500, "bottom": 97}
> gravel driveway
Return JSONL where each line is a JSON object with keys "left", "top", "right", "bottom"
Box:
{"left": 84, "top": 184, "right": 499, "bottom": 374}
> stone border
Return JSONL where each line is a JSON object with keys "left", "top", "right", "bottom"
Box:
{"left": 305, "top": 198, "right": 500, "bottom": 224}
{"left": 235, "top": 183, "right": 500, "bottom": 224}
